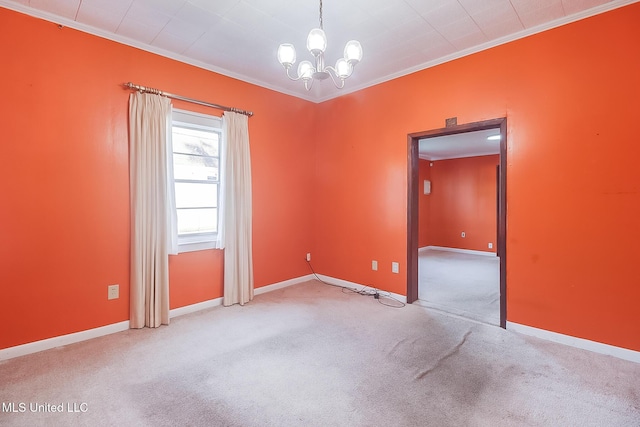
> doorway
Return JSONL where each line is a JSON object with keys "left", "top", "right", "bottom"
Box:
{"left": 406, "top": 118, "right": 507, "bottom": 328}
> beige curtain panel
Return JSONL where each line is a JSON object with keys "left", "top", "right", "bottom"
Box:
{"left": 129, "top": 92, "right": 172, "bottom": 328}
{"left": 222, "top": 111, "right": 254, "bottom": 306}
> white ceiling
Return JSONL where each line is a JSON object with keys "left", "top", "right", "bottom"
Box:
{"left": 1, "top": 0, "right": 635, "bottom": 102}
{"left": 419, "top": 129, "right": 500, "bottom": 160}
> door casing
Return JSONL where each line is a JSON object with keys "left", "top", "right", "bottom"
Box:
{"left": 406, "top": 118, "right": 507, "bottom": 328}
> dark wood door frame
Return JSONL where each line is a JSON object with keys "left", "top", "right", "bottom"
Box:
{"left": 407, "top": 118, "right": 507, "bottom": 328}
{"left": 496, "top": 165, "right": 500, "bottom": 259}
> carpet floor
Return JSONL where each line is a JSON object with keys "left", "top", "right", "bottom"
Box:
{"left": 1, "top": 280, "right": 638, "bottom": 426}
{"left": 418, "top": 249, "right": 500, "bottom": 325}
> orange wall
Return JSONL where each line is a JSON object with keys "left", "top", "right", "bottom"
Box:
{"left": 314, "top": 4, "right": 640, "bottom": 351}
{"left": 0, "top": 8, "right": 315, "bottom": 350}
{"left": 424, "top": 155, "right": 499, "bottom": 252}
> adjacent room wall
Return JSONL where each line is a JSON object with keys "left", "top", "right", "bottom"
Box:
{"left": 0, "top": 8, "right": 316, "bottom": 350}
{"left": 424, "top": 155, "right": 499, "bottom": 253}
{"left": 313, "top": 3, "right": 640, "bottom": 352}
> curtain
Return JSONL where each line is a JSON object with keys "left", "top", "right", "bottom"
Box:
{"left": 222, "top": 111, "right": 254, "bottom": 306}
{"left": 129, "top": 92, "right": 172, "bottom": 328}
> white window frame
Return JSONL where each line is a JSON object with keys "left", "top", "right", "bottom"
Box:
{"left": 171, "top": 109, "right": 223, "bottom": 253}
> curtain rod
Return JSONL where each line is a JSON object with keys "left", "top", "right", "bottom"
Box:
{"left": 123, "top": 82, "right": 253, "bottom": 117}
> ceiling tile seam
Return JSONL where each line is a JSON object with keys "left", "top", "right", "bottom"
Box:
{"left": 560, "top": 0, "right": 567, "bottom": 16}
{"left": 507, "top": 0, "right": 526, "bottom": 29}
{"left": 402, "top": 1, "right": 458, "bottom": 53}
{"left": 456, "top": 0, "right": 490, "bottom": 41}
{"left": 114, "top": 0, "right": 135, "bottom": 34}
{"left": 184, "top": 23, "right": 210, "bottom": 56}
{"left": 150, "top": 2, "right": 187, "bottom": 45}
{"left": 177, "top": 3, "right": 223, "bottom": 54}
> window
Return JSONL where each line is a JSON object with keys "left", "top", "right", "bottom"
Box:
{"left": 171, "top": 109, "right": 222, "bottom": 252}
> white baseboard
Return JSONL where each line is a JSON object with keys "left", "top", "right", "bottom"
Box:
{"left": 0, "top": 274, "right": 314, "bottom": 361}
{"left": 169, "top": 298, "right": 223, "bottom": 319}
{"left": 0, "top": 321, "right": 130, "bottom": 362}
{"left": 315, "top": 274, "right": 407, "bottom": 303}
{"left": 421, "top": 245, "right": 497, "bottom": 257}
{"left": 254, "top": 274, "right": 314, "bottom": 296}
{"left": 507, "top": 321, "right": 640, "bottom": 364}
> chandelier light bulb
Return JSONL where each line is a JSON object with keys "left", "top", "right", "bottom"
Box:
{"left": 335, "top": 58, "right": 352, "bottom": 79}
{"left": 344, "top": 40, "right": 363, "bottom": 65}
{"left": 297, "top": 61, "right": 314, "bottom": 81}
{"left": 306, "top": 28, "right": 327, "bottom": 56}
{"left": 277, "top": 43, "right": 296, "bottom": 68}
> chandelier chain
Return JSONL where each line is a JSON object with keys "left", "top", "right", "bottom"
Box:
{"left": 319, "top": 0, "right": 323, "bottom": 29}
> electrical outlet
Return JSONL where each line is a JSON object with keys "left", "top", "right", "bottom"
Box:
{"left": 108, "top": 284, "right": 119, "bottom": 300}
{"left": 306, "top": 253, "right": 311, "bottom": 262}
{"left": 488, "top": 243, "right": 493, "bottom": 249}
{"left": 372, "top": 260, "right": 378, "bottom": 271}
{"left": 392, "top": 262, "right": 399, "bottom": 274}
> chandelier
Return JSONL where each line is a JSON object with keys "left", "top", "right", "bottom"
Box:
{"left": 276, "top": 0, "right": 363, "bottom": 91}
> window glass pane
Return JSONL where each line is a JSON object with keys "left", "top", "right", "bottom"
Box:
{"left": 173, "top": 153, "right": 218, "bottom": 181}
{"left": 171, "top": 112, "right": 222, "bottom": 242}
{"left": 172, "top": 126, "right": 219, "bottom": 157}
{"left": 175, "top": 182, "right": 217, "bottom": 208}
{"left": 177, "top": 208, "right": 217, "bottom": 234}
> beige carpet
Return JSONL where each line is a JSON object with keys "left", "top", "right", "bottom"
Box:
{"left": 1, "top": 280, "right": 638, "bottom": 426}
{"left": 418, "top": 248, "right": 500, "bottom": 325}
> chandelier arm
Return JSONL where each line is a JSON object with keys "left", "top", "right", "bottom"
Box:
{"left": 324, "top": 66, "right": 346, "bottom": 89}
{"left": 304, "top": 78, "right": 314, "bottom": 91}
{"left": 284, "top": 66, "right": 303, "bottom": 81}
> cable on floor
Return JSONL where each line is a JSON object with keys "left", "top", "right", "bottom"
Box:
{"left": 305, "top": 259, "right": 405, "bottom": 308}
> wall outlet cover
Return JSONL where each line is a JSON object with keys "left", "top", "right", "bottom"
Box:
{"left": 108, "top": 284, "right": 119, "bottom": 300}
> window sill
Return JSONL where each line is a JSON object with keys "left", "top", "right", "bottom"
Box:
{"left": 177, "top": 241, "right": 218, "bottom": 253}
{"left": 177, "top": 234, "right": 220, "bottom": 253}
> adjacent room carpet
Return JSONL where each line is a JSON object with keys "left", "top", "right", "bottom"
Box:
{"left": 1, "top": 280, "right": 638, "bottom": 426}
{"left": 418, "top": 248, "right": 500, "bottom": 325}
